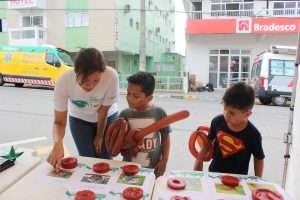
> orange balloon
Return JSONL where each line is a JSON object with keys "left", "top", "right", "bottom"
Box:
{"left": 189, "top": 126, "right": 214, "bottom": 162}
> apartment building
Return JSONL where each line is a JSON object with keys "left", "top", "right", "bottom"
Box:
{"left": 0, "top": 0, "right": 185, "bottom": 90}
{"left": 182, "top": 0, "right": 299, "bottom": 88}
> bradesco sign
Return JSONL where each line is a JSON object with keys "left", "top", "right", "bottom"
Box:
{"left": 252, "top": 18, "right": 299, "bottom": 34}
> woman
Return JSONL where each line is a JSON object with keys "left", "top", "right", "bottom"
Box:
{"left": 47, "top": 48, "right": 118, "bottom": 172}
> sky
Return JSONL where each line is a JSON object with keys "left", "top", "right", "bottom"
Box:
{"left": 175, "top": 0, "right": 187, "bottom": 56}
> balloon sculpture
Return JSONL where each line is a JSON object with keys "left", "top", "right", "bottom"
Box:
{"left": 189, "top": 126, "right": 214, "bottom": 161}
{"left": 105, "top": 110, "right": 190, "bottom": 157}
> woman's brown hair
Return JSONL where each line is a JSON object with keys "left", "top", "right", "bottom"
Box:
{"left": 74, "top": 48, "right": 106, "bottom": 84}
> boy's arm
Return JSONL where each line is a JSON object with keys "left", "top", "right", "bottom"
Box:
{"left": 254, "top": 157, "right": 264, "bottom": 177}
{"left": 155, "top": 133, "right": 170, "bottom": 177}
{"left": 193, "top": 144, "right": 209, "bottom": 171}
{"left": 161, "top": 133, "right": 170, "bottom": 162}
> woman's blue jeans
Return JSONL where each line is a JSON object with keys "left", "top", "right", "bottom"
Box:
{"left": 69, "top": 112, "right": 119, "bottom": 160}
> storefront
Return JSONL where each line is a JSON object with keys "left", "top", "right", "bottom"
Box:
{"left": 185, "top": 17, "right": 299, "bottom": 88}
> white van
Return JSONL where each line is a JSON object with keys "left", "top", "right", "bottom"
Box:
{"left": 248, "top": 45, "right": 296, "bottom": 106}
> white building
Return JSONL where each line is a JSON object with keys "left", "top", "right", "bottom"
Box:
{"left": 182, "top": 0, "right": 299, "bottom": 88}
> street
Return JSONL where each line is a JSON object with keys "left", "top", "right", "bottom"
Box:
{"left": 0, "top": 85, "right": 290, "bottom": 185}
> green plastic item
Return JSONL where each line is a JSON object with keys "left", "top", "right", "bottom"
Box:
{"left": 0, "top": 146, "right": 24, "bottom": 160}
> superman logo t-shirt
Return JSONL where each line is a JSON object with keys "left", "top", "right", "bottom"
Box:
{"left": 208, "top": 115, "right": 265, "bottom": 175}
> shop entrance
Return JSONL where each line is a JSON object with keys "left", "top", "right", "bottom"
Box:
{"left": 209, "top": 49, "right": 251, "bottom": 88}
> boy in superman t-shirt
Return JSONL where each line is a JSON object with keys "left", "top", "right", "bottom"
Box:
{"left": 194, "top": 82, "right": 265, "bottom": 177}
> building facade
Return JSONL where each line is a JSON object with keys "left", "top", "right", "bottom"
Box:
{"left": 183, "top": 0, "right": 299, "bottom": 88}
{"left": 1, "top": 0, "right": 185, "bottom": 90}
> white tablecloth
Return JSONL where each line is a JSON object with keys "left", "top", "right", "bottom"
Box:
{"left": 0, "top": 147, "right": 41, "bottom": 194}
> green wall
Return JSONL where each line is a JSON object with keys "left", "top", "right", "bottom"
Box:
{"left": 65, "top": 0, "right": 87, "bottom": 10}
{"left": 65, "top": 27, "right": 88, "bottom": 51}
{"left": 117, "top": 0, "right": 176, "bottom": 75}
{"left": 0, "top": 2, "right": 8, "bottom": 45}
{"left": 65, "top": 0, "right": 88, "bottom": 51}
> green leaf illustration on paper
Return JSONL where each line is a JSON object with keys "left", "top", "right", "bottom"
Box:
{"left": 95, "top": 194, "right": 107, "bottom": 199}
{"left": 0, "top": 146, "right": 24, "bottom": 160}
{"left": 110, "top": 167, "right": 119, "bottom": 172}
{"left": 109, "top": 191, "right": 122, "bottom": 197}
{"left": 72, "top": 100, "right": 88, "bottom": 108}
{"left": 139, "top": 168, "right": 154, "bottom": 174}
{"left": 65, "top": 190, "right": 74, "bottom": 197}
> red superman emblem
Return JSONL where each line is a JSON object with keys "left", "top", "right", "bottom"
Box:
{"left": 217, "top": 131, "right": 245, "bottom": 158}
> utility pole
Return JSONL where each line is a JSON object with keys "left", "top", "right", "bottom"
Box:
{"left": 139, "top": 0, "right": 146, "bottom": 71}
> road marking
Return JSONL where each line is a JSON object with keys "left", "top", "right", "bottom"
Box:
{"left": 0, "top": 137, "right": 48, "bottom": 147}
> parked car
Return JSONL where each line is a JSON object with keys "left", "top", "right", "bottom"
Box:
{"left": 0, "top": 45, "right": 73, "bottom": 87}
{"left": 248, "top": 45, "right": 296, "bottom": 106}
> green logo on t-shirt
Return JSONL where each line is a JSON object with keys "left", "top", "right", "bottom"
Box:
{"left": 71, "top": 97, "right": 101, "bottom": 108}
{"left": 71, "top": 100, "right": 88, "bottom": 108}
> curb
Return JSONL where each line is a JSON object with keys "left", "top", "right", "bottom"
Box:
{"left": 170, "top": 95, "right": 198, "bottom": 100}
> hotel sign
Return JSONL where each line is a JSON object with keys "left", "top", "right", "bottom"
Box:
{"left": 8, "top": 0, "right": 45, "bottom": 9}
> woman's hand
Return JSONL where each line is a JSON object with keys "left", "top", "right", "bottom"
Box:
{"left": 93, "top": 135, "right": 103, "bottom": 155}
{"left": 47, "top": 141, "right": 64, "bottom": 172}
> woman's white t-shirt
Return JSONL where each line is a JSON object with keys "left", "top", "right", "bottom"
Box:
{"left": 54, "top": 66, "right": 118, "bottom": 122}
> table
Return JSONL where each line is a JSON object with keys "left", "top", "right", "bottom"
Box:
{"left": 0, "top": 156, "right": 156, "bottom": 200}
{"left": 0, "top": 147, "right": 41, "bottom": 194}
{"left": 152, "top": 170, "right": 292, "bottom": 200}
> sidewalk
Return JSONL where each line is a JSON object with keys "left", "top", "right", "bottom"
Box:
{"left": 120, "top": 89, "right": 226, "bottom": 102}
{"left": 168, "top": 89, "right": 225, "bottom": 102}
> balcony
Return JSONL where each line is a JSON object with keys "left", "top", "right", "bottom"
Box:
{"left": 7, "top": 0, "right": 46, "bottom": 10}
{"left": 8, "top": 27, "right": 47, "bottom": 46}
{"left": 187, "top": 8, "right": 300, "bottom": 20}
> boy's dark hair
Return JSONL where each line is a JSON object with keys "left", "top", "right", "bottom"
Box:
{"left": 74, "top": 48, "right": 106, "bottom": 84}
{"left": 222, "top": 82, "right": 255, "bottom": 111}
{"left": 127, "top": 71, "right": 155, "bottom": 96}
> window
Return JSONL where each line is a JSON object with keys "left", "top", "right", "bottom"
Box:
{"left": 58, "top": 53, "right": 73, "bottom": 66}
{"left": 46, "top": 54, "right": 54, "bottom": 65}
{"left": 273, "top": 1, "right": 298, "bottom": 15}
{"left": 256, "top": 60, "right": 262, "bottom": 77}
{"left": 209, "top": 49, "right": 219, "bottom": 54}
{"left": 270, "top": 59, "right": 294, "bottom": 76}
{"left": 274, "top": 2, "right": 284, "bottom": 9}
{"left": 156, "top": 63, "right": 175, "bottom": 72}
{"left": 66, "top": 12, "right": 88, "bottom": 27}
{"left": 136, "top": 22, "right": 139, "bottom": 30}
{"left": 130, "top": 18, "right": 133, "bottom": 27}
{"left": 46, "top": 53, "right": 61, "bottom": 67}
{"left": 11, "top": 31, "right": 21, "bottom": 39}
{"left": 211, "top": 1, "right": 254, "bottom": 16}
{"left": 148, "top": 30, "right": 153, "bottom": 41}
{"left": 126, "top": 59, "right": 132, "bottom": 71}
{"left": 22, "top": 16, "right": 43, "bottom": 27}
{"left": 226, "top": 3, "right": 239, "bottom": 10}
{"left": 22, "top": 30, "right": 35, "bottom": 39}
{"left": 38, "top": 30, "right": 44, "bottom": 39}
{"left": 209, "top": 48, "right": 251, "bottom": 88}
{"left": 285, "top": 61, "right": 294, "bottom": 76}
{"left": 0, "top": 19, "right": 7, "bottom": 32}
{"left": 148, "top": 0, "right": 153, "bottom": 10}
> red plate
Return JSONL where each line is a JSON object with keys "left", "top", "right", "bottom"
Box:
{"left": 93, "top": 162, "right": 110, "bottom": 173}
{"left": 167, "top": 178, "right": 186, "bottom": 190}
{"left": 123, "top": 164, "right": 139, "bottom": 175}
{"left": 221, "top": 175, "right": 240, "bottom": 187}
{"left": 75, "top": 190, "right": 96, "bottom": 200}
{"left": 252, "top": 188, "right": 284, "bottom": 200}
{"left": 170, "top": 195, "right": 191, "bottom": 200}
{"left": 123, "top": 187, "right": 143, "bottom": 200}
{"left": 61, "top": 157, "right": 77, "bottom": 169}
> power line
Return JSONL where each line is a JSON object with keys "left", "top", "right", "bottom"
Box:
{"left": 0, "top": 7, "right": 186, "bottom": 13}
